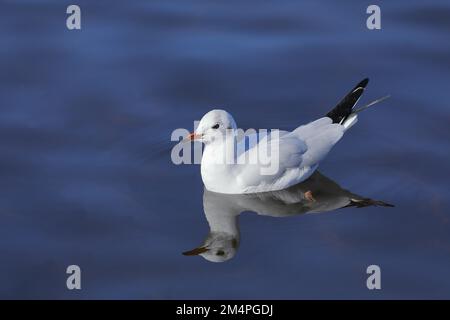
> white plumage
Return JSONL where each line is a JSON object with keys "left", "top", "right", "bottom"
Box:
{"left": 198, "top": 112, "right": 345, "bottom": 194}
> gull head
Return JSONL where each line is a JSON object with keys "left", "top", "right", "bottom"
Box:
{"left": 182, "top": 232, "right": 238, "bottom": 263}
{"left": 186, "top": 109, "right": 237, "bottom": 144}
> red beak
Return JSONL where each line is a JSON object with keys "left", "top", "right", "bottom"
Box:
{"left": 186, "top": 132, "right": 201, "bottom": 141}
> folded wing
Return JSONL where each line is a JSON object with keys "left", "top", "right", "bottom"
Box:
{"left": 235, "top": 118, "right": 343, "bottom": 191}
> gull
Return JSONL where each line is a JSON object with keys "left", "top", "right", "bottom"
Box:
{"left": 185, "top": 78, "right": 389, "bottom": 194}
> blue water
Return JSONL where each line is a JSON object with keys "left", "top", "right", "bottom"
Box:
{"left": 0, "top": 0, "right": 449, "bottom": 299}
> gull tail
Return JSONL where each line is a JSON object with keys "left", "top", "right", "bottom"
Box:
{"left": 326, "top": 78, "right": 389, "bottom": 131}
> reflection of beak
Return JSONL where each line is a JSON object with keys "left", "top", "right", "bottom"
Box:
{"left": 186, "top": 132, "right": 201, "bottom": 141}
{"left": 182, "top": 246, "right": 209, "bottom": 256}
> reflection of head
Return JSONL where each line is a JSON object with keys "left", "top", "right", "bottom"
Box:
{"left": 183, "top": 232, "right": 239, "bottom": 263}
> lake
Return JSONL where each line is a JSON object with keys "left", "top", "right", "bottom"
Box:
{"left": 0, "top": 0, "right": 449, "bottom": 299}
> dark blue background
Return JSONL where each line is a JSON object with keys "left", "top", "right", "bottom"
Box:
{"left": 0, "top": 0, "right": 449, "bottom": 298}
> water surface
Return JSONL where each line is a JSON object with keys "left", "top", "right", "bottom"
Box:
{"left": 0, "top": 0, "right": 449, "bottom": 299}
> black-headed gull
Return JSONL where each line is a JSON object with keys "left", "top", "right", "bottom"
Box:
{"left": 183, "top": 171, "right": 394, "bottom": 262}
{"left": 186, "top": 79, "right": 388, "bottom": 195}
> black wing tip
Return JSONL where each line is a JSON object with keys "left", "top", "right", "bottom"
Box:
{"left": 326, "top": 78, "right": 370, "bottom": 123}
{"left": 345, "top": 198, "right": 395, "bottom": 208}
{"left": 357, "top": 78, "right": 369, "bottom": 89}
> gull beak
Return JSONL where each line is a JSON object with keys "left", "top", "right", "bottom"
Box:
{"left": 185, "top": 132, "right": 201, "bottom": 141}
{"left": 182, "top": 246, "right": 209, "bottom": 256}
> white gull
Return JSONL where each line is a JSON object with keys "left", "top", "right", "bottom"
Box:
{"left": 185, "top": 78, "right": 388, "bottom": 194}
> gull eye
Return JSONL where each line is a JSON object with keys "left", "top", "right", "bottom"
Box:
{"left": 211, "top": 123, "right": 220, "bottom": 129}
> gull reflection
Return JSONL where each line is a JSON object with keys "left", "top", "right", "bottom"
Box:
{"left": 183, "top": 171, "right": 393, "bottom": 262}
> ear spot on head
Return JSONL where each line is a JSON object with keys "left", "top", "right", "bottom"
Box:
{"left": 216, "top": 250, "right": 225, "bottom": 256}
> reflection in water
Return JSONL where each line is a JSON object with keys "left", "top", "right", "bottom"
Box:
{"left": 183, "top": 171, "right": 393, "bottom": 262}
